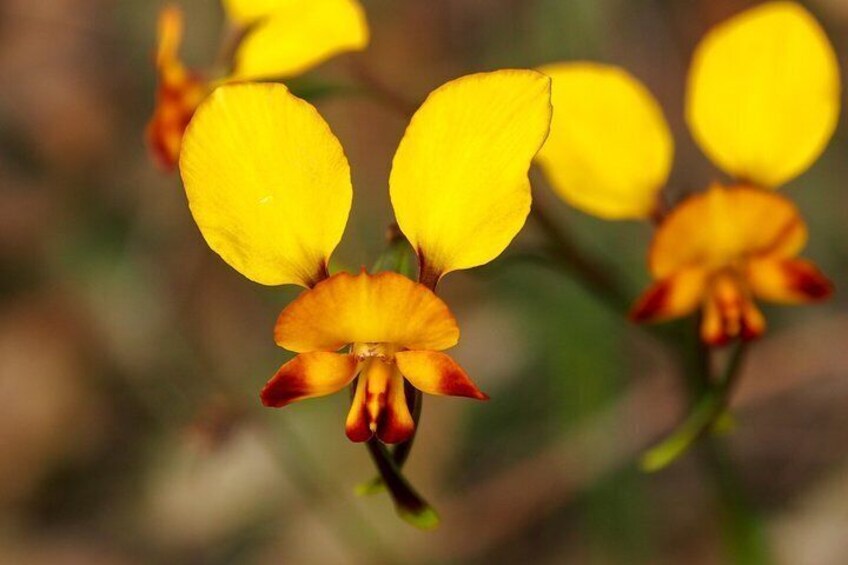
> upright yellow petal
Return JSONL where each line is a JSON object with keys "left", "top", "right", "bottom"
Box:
{"left": 230, "top": 0, "right": 369, "bottom": 81}
{"left": 390, "top": 70, "right": 552, "bottom": 283}
{"left": 686, "top": 1, "right": 840, "bottom": 187}
{"left": 536, "top": 63, "right": 673, "bottom": 220}
{"left": 222, "top": 0, "right": 285, "bottom": 25}
{"left": 274, "top": 271, "right": 460, "bottom": 353}
{"left": 179, "top": 83, "right": 352, "bottom": 287}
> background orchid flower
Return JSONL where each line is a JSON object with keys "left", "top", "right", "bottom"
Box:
{"left": 178, "top": 71, "right": 552, "bottom": 441}
{"left": 535, "top": 1, "right": 839, "bottom": 344}
{"left": 534, "top": 62, "right": 673, "bottom": 220}
{"left": 147, "top": 0, "right": 369, "bottom": 170}
{"left": 631, "top": 185, "right": 832, "bottom": 344}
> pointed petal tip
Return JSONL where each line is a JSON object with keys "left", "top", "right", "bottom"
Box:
{"left": 629, "top": 283, "right": 670, "bottom": 323}
{"left": 395, "top": 351, "right": 487, "bottom": 400}
{"left": 788, "top": 263, "right": 833, "bottom": 300}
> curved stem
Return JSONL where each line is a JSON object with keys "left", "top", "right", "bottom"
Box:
{"left": 529, "top": 202, "right": 630, "bottom": 312}
{"left": 349, "top": 60, "right": 417, "bottom": 119}
{"left": 641, "top": 341, "right": 748, "bottom": 472}
{"left": 365, "top": 437, "right": 440, "bottom": 529}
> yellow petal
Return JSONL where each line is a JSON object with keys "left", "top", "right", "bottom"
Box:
{"left": 222, "top": 0, "right": 284, "bottom": 24}
{"left": 179, "top": 83, "right": 352, "bottom": 287}
{"left": 395, "top": 351, "right": 488, "bottom": 400}
{"left": 275, "top": 271, "right": 460, "bottom": 353}
{"left": 230, "top": 0, "right": 369, "bottom": 81}
{"left": 536, "top": 63, "right": 673, "bottom": 220}
{"left": 686, "top": 1, "right": 840, "bottom": 187}
{"left": 389, "top": 70, "right": 552, "bottom": 283}
{"left": 260, "top": 352, "right": 358, "bottom": 407}
{"left": 650, "top": 185, "right": 806, "bottom": 279}
{"left": 746, "top": 258, "right": 833, "bottom": 304}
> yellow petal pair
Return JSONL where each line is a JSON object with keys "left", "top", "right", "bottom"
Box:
{"left": 180, "top": 70, "right": 552, "bottom": 287}
{"left": 260, "top": 271, "right": 486, "bottom": 443}
{"left": 147, "top": 0, "right": 369, "bottom": 169}
{"left": 538, "top": 1, "right": 840, "bottom": 219}
{"left": 229, "top": 0, "right": 369, "bottom": 81}
{"left": 179, "top": 71, "right": 550, "bottom": 441}
{"left": 631, "top": 185, "right": 832, "bottom": 344}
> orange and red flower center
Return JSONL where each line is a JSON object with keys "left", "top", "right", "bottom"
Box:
{"left": 700, "top": 267, "right": 764, "bottom": 345}
{"left": 346, "top": 343, "right": 414, "bottom": 443}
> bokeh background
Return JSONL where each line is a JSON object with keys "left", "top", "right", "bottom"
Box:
{"left": 2, "top": 0, "right": 848, "bottom": 563}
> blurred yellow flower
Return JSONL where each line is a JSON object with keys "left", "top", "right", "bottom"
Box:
{"left": 536, "top": 2, "right": 839, "bottom": 221}
{"left": 147, "top": 0, "right": 369, "bottom": 170}
{"left": 178, "top": 71, "right": 552, "bottom": 439}
{"left": 536, "top": 2, "right": 838, "bottom": 343}
{"left": 631, "top": 184, "right": 832, "bottom": 344}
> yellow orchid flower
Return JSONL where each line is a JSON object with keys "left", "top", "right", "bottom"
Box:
{"left": 263, "top": 270, "right": 486, "bottom": 443}
{"left": 536, "top": 2, "right": 839, "bottom": 343}
{"left": 147, "top": 0, "right": 369, "bottom": 170}
{"left": 178, "top": 71, "right": 552, "bottom": 441}
{"left": 630, "top": 184, "right": 832, "bottom": 344}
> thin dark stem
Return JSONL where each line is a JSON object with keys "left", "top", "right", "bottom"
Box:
{"left": 349, "top": 60, "right": 417, "bottom": 119}
{"left": 529, "top": 203, "right": 630, "bottom": 311}
{"left": 365, "top": 438, "right": 440, "bottom": 529}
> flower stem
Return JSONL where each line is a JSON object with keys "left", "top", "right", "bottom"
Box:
{"left": 528, "top": 200, "right": 630, "bottom": 312}
{"left": 365, "top": 437, "right": 440, "bottom": 529}
{"left": 641, "top": 341, "right": 748, "bottom": 472}
{"left": 349, "top": 60, "right": 417, "bottom": 119}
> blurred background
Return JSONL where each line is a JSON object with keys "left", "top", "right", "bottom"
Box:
{"left": 2, "top": 0, "right": 848, "bottom": 563}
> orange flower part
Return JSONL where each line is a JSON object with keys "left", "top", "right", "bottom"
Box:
{"left": 146, "top": 6, "right": 208, "bottom": 170}
{"left": 261, "top": 271, "right": 487, "bottom": 443}
{"left": 631, "top": 185, "right": 832, "bottom": 345}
